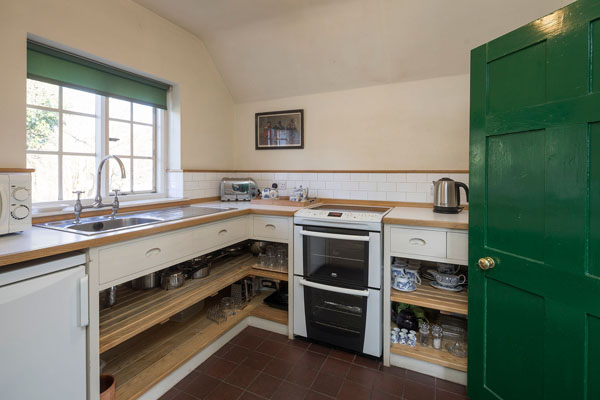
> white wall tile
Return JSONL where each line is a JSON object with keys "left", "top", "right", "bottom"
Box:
{"left": 377, "top": 182, "right": 396, "bottom": 192}
{"left": 386, "top": 192, "right": 406, "bottom": 201}
{"left": 193, "top": 172, "right": 206, "bottom": 181}
{"left": 326, "top": 181, "right": 342, "bottom": 190}
{"left": 302, "top": 173, "right": 318, "bottom": 181}
{"left": 274, "top": 172, "right": 288, "bottom": 180}
{"left": 406, "top": 192, "right": 427, "bottom": 202}
{"left": 334, "top": 190, "right": 350, "bottom": 199}
{"left": 386, "top": 173, "right": 406, "bottom": 182}
{"left": 350, "top": 191, "right": 368, "bottom": 200}
{"left": 183, "top": 173, "right": 194, "bottom": 182}
{"left": 261, "top": 172, "right": 275, "bottom": 180}
{"left": 333, "top": 173, "right": 351, "bottom": 181}
{"left": 311, "top": 180, "right": 327, "bottom": 190}
{"left": 359, "top": 182, "right": 377, "bottom": 191}
{"left": 368, "top": 173, "right": 386, "bottom": 182}
{"left": 416, "top": 182, "right": 433, "bottom": 193}
{"left": 318, "top": 189, "right": 333, "bottom": 198}
{"left": 405, "top": 173, "right": 429, "bottom": 183}
{"left": 396, "top": 182, "right": 417, "bottom": 192}
{"left": 318, "top": 173, "right": 333, "bottom": 181}
{"left": 351, "top": 173, "right": 369, "bottom": 181}
{"left": 342, "top": 181, "right": 360, "bottom": 191}
{"left": 205, "top": 172, "right": 218, "bottom": 180}
{"left": 288, "top": 172, "right": 303, "bottom": 180}
{"left": 368, "top": 192, "right": 386, "bottom": 201}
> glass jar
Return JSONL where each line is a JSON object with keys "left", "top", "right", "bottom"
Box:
{"left": 419, "top": 322, "right": 430, "bottom": 347}
{"left": 432, "top": 324, "right": 443, "bottom": 350}
{"left": 221, "top": 297, "right": 235, "bottom": 316}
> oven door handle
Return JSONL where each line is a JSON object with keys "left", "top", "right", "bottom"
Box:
{"left": 299, "top": 278, "right": 370, "bottom": 297}
{"left": 299, "top": 230, "right": 370, "bottom": 242}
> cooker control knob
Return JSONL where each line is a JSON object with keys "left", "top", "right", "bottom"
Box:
{"left": 11, "top": 205, "right": 30, "bottom": 220}
{"left": 12, "top": 187, "right": 30, "bottom": 202}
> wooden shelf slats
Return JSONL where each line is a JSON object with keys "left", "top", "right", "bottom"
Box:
{"left": 390, "top": 340, "right": 467, "bottom": 372}
{"left": 103, "top": 292, "right": 283, "bottom": 400}
{"left": 390, "top": 282, "right": 468, "bottom": 315}
{"left": 249, "top": 266, "right": 289, "bottom": 281}
{"left": 99, "top": 254, "right": 260, "bottom": 353}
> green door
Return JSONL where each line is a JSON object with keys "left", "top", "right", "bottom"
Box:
{"left": 469, "top": 1, "right": 600, "bottom": 399}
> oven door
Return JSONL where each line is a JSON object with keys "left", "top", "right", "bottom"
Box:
{"left": 293, "top": 276, "right": 381, "bottom": 357}
{"left": 294, "top": 224, "right": 381, "bottom": 289}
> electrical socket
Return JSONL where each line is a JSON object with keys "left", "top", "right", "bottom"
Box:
{"left": 276, "top": 181, "right": 287, "bottom": 190}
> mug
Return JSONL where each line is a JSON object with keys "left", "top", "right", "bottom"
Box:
{"left": 393, "top": 273, "right": 416, "bottom": 292}
{"left": 403, "top": 266, "right": 422, "bottom": 286}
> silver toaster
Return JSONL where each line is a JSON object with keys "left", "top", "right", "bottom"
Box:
{"left": 220, "top": 178, "right": 259, "bottom": 201}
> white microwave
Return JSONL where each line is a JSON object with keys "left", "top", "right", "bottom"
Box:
{"left": 0, "top": 174, "right": 32, "bottom": 235}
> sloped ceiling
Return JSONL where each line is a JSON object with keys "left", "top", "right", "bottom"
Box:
{"left": 133, "top": 0, "right": 573, "bottom": 103}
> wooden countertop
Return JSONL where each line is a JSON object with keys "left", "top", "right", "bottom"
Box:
{"left": 383, "top": 207, "right": 468, "bottom": 230}
{"left": 0, "top": 202, "right": 303, "bottom": 268}
{"left": 0, "top": 201, "right": 468, "bottom": 268}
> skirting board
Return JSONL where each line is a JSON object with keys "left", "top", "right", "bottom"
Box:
{"left": 390, "top": 353, "right": 467, "bottom": 385}
{"left": 139, "top": 316, "right": 288, "bottom": 400}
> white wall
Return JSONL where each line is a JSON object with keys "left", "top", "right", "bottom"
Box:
{"left": 232, "top": 74, "right": 470, "bottom": 170}
{"left": 0, "top": 0, "right": 234, "bottom": 170}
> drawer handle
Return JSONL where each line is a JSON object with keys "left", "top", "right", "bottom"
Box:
{"left": 409, "top": 238, "right": 426, "bottom": 246}
{"left": 218, "top": 229, "right": 228, "bottom": 236}
{"left": 145, "top": 248, "right": 162, "bottom": 257}
{"left": 265, "top": 224, "right": 276, "bottom": 231}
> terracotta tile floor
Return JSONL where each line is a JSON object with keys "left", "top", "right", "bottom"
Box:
{"left": 160, "top": 327, "right": 469, "bottom": 400}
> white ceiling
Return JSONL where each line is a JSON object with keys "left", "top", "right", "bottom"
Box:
{"left": 134, "top": 0, "right": 573, "bottom": 103}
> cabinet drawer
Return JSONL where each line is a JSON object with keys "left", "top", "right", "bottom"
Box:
{"left": 98, "top": 217, "right": 248, "bottom": 285}
{"left": 252, "top": 216, "right": 289, "bottom": 240}
{"left": 390, "top": 227, "right": 446, "bottom": 258}
{"left": 446, "top": 232, "right": 468, "bottom": 263}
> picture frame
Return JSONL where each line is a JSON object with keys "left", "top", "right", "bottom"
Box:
{"left": 255, "top": 109, "right": 304, "bottom": 150}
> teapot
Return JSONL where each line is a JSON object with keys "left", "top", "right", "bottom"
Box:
{"left": 427, "top": 269, "right": 466, "bottom": 287}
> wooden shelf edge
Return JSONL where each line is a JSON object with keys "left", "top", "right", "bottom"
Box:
{"left": 249, "top": 304, "right": 288, "bottom": 324}
{"left": 390, "top": 343, "right": 467, "bottom": 372}
{"left": 390, "top": 287, "right": 468, "bottom": 316}
{"left": 249, "top": 266, "right": 289, "bottom": 281}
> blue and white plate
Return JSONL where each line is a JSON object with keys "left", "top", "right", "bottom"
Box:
{"left": 430, "top": 281, "right": 463, "bottom": 292}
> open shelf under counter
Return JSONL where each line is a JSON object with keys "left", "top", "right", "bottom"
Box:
{"left": 99, "top": 253, "right": 259, "bottom": 353}
{"left": 390, "top": 281, "right": 468, "bottom": 315}
{"left": 102, "top": 292, "right": 283, "bottom": 400}
{"left": 390, "top": 339, "right": 467, "bottom": 372}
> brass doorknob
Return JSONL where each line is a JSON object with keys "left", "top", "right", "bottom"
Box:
{"left": 478, "top": 257, "right": 495, "bottom": 270}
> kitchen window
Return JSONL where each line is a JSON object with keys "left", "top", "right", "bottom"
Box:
{"left": 26, "top": 78, "right": 162, "bottom": 203}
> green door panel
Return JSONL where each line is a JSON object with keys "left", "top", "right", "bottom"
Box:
{"left": 470, "top": 1, "right": 600, "bottom": 399}
{"left": 588, "top": 315, "right": 600, "bottom": 398}
{"left": 486, "top": 130, "right": 546, "bottom": 261}
{"left": 487, "top": 42, "right": 547, "bottom": 115}
{"left": 544, "top": 125, "right": 587, "bottom": 274}
{"left": 590, "top": 123, "right": 600, "bottom": 278}
{"left": 485, "top": 278, "right": 544, "bottom": 399}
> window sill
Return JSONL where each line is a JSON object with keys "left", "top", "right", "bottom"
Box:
{"left": 32, "top": 196, "right": 188, "bottom": 218}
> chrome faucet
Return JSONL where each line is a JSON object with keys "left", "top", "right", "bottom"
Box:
{"left": 72, "top": 155, "right": 127, "bottom": 223}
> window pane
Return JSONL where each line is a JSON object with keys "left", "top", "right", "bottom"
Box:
{"left": 63, "top": 114, "right": 96, "bottom": 153}
{"left": 27, "top": 79, "right": 58, "bottom": 108}
{"left": 133, "top": 124, "right": 153, "bottom": 157}
{"left": 133, "top": 103, "right": 153, "bottom": 124}
{"left": 63, "top": 87, "right": 96, "bottom": 114}
{"left": 133, "top": 159, "right": 154, "bottom": 192}
{"left": 109, "top": 121, "right": 131, "bottom": 156}
{"left": 26, "top": 108, "right": 59, "bottom": 151}
{"left": 27, "top": 154, "right": 58, "bottom": 202}
{"left": 109, "top": 157, "right": 131, "bottom": 193}
{"left": 109, "top": 98, "right": 131, "bottom": 120}
{"left": 63, "top": 155, "right": 96, "bottom": 200}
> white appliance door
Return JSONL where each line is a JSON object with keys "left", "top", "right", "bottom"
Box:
{"left": 0, "top": 265, "right": 87, "bottom": 400}
{"left": 0, "top": 175, "right": 9, "bottom": 235}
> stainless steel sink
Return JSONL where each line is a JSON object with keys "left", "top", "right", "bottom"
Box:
{"left": 36, "top": 206, "right": 237, "bottom": 236}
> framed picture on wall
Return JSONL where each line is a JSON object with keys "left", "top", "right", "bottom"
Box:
{"left": 255, "top": 109, "right": 304, "bottom": 150}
